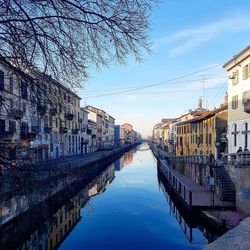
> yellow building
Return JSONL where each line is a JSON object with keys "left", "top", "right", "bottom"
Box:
{"left": 189, "top": 105, "right": 227, "bottom": 158}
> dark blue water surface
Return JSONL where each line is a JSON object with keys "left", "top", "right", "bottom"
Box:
{"left": 59, "top": 143, "right": 210, "bottom": 250}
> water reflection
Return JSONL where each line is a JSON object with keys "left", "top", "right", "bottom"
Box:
{"left": 1, "top": 161, "right": 116, "bottom": 250}
{"left": 1, "top": 144, "right": 222, "bottom": 250}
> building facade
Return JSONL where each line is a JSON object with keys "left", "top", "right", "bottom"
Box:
{"left": 223, "top": 45, "right": 250, "bottom": 154}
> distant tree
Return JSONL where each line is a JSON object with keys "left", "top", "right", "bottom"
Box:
{"left": 0, "top": 0, "right": 155, "bottom": 89}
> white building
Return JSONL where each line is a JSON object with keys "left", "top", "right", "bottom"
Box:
{"left": 223, "top": 45, "right": 250, "bottom": 153}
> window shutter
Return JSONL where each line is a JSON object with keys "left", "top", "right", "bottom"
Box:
{"left": 248, "top": 63, "right": 250, "bottom": 78}
{"left": 243, "top": 65, "right": 247, "bottom": 80}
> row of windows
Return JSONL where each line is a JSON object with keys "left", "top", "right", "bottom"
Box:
{"left": 232, "top": 91, "right": 250, "bottom": 109}
{"left": 0, "top": 69, "right": 80, "bottom": 107}
{"left": 232, "top": 63, "right": 250, "bottom": 85}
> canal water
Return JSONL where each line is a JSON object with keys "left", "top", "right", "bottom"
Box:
{"left": 58, "top": 143, "right": 215, "bottom": 250}
{"left": 2, "top": 143, "right": 221, "bottom": 250}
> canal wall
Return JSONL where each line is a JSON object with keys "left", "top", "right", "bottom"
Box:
{"left": 225, "top": 164, "right": 250, "bottom": 214}
{"left": 0, "top": 142, "right": 141, "bottom": 227}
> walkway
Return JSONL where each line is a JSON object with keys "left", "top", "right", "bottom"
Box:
{"left": 205, "top": 217, "right": 250, "bottom": 250}
{"left": 159, "top": 159, "right": 234, "bottom": 209}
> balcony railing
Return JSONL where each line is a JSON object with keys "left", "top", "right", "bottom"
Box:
{"left": 37, "top": 104, "right": 47, "bottom": 116}
{"left": 65, "top": 112, "right": 74, "bottom": 121}
{"left": 49, "top": 108, "right": 57, "bottom": 116}
{"left": 72, "top": 128, "right": 79, "bottom": 134}
{"left": 11, "top": 108, "right": 23, "bottom": 120}
{"left": 82, "top": 139, "right": 89, "bottom": 145}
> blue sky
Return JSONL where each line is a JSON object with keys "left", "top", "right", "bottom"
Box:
{"left": 77, "top": 0, "right": 250, "bottom": 137}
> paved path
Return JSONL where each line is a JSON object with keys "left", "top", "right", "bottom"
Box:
{"left": 205, "top": 217, "right": 250, "bottom": 250}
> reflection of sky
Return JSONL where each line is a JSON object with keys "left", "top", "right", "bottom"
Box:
{"left": 60, "top": 143, "right": 206, "bottom": 250}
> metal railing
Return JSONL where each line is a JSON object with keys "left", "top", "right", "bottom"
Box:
{"left": 160, "top": 160, "right": 193, "bottom": 206}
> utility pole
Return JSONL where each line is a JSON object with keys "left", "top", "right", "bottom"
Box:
{"left": 201, "top": 74, "right": 206, "bottom": 109}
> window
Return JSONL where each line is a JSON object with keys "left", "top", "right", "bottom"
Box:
{"left": 23, "top": 103, "right": 26, "bottom": 114}
{"left": 21, "top": 81, "right": 28, "bottom": 99}
{"left": 9, "top": 121, "right": 16, "bottom": 133}
{"left": 0, "top": 119, "right": 5, "bottom": 132}
{"left": 0, "top": 70, "right": 4, "bottom": 90}
{"left": 9, "top": 75, "right": 13, "bottom": 93}
{"left": 233, "top": 124, "right": 237, "bottom": 147}
{"left": 242, "top": 63, "right": 250, "bottom": 80}
{"left": 244, "top": 123, "right": 248, "bottom": 149}
{"left": 242, "top": 91, "right": 250, "bottom": 105}
{"left": 232, "top": 70, "right": 239, "bottom": 85}
{"left": 232, "top": 95, "right": 238, "bottom": 109}
{"left": 209, "top": 134, "right": 212, "bottom": 145}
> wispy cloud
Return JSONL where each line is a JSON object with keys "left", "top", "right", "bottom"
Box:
{"left": 156, "top": 15, "right": 250, "bottom": 56}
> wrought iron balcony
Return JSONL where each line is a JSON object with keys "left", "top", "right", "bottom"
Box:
{"left": 11, "top": 108, "right": 23, "bottom": 120}
{"left": 49, "top": 108, "right": 57, "bottom": 116}
{"left": 65, "top": 112, "right": 74, "bottom": 121}
{"left": 37, "top": 103, "right": 47, "bottom": 116}
{"left": 243, "top": 101, "right": 250, "bottom": 113}
{"left": 72, "top": 128, "right": 79, "bottom": 134}
{"left": 82, "top": 139, "right": 89, "bottom": 145}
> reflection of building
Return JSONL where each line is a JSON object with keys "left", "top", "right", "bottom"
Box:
{"left": 223, "top": 45, "right": 250, "bottom": 153}
{"left": 13, "top": 164, "right": 116, "bottom": 250}
{"left": 88, "top": 163, "right": 115, "bottom": 197}
{"left": 124, "top": 153, "right": 133, "bottom": 165}
{"left": 48, "top": 192, "right": 84, "bottom": 250}
{"left": 114, "top": 156, "right": 125, "bottom": 171}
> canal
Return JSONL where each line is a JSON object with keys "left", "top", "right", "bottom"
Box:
{"left": 2, "top": 143, "right": 222, "bottom": 249}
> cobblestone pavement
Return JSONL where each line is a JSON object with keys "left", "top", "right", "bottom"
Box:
{"left": 205, "top": 217, "right": 250, "bottom": 250}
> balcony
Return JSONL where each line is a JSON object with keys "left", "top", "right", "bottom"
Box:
{"left": 65, "top": 112, "right": 74, "bottom": 121}
{"left": 60, "top": 127, "right": 68, "bottom": 134}
{"left": 11, "top": 108, "right": 23, "bottom": 120}
{"left": 243, "top": 101, "right": 250, "bottom": 113}
{"left": 72, "top": 128, "right": 79, "bottom": 134}
{"left": 82, "top": 139, "right": 89, "bottom": 145}
{"left": 37, "top": 104, "right": 47, "bottom": 116}
{"left": 49, "top": 108, "right": 57, "bottom": 116}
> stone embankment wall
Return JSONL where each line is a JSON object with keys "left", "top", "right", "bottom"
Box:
{"left": 225, "top": 165, "right": 250, "bottom": 214}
